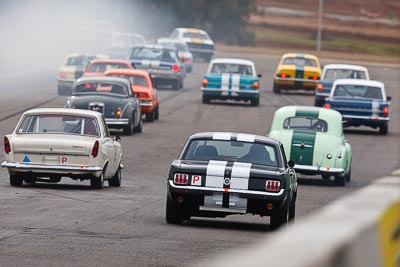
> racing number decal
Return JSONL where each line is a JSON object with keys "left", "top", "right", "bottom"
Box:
{"left": 191, "top": 175, "right": 202, "bottom": 186}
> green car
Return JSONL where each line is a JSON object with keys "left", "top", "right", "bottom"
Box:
{"left": 269, "top": 106, "right": 352, "bottom": 186}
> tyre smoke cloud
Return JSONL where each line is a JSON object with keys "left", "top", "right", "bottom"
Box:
{"left": 0, "top": 0, "right": 176, "bottom": 73}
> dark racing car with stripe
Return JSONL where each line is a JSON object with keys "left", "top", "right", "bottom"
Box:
{"left": 166, "top": 132, "right": 297, "bottom": 229}
{"left": 269, "top": 106, "right": 352, "bottom": 186}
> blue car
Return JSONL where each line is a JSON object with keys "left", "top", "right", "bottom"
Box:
{"left": 325, "top": 79, "right": 391, "bottom": 135}
{"left": 201, "top": 58, "right": 261, "bottom": 106}
{"left": 314, "top": 64, "right": 369, "bottom": 107}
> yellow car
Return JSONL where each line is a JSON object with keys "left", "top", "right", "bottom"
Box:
{"left": 57, "top": 53, "right": 109, "bottom": 95}
{"left": 273, "top": 53, "right": 321, "bottom": 94}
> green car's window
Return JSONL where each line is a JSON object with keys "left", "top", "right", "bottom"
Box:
{"left": 183, "top": 140, "right": 278, "bottom": 167}
{"left": 17, "top": 114, "right": 100, "bottom": 137}
{"left": 283, "top": 117, "right": 328, "bottom": 132}
{"left": 333, "top": 85, "right": 382, "bottom": 100}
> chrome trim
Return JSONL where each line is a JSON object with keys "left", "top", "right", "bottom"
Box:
{"left": 14, "top": 151, "right": 89, "bottom": 156}
{"left": 1, "top": 161, "right": 102, "bottom": 172}
{"left": 105, "top": 118, "right": 129, "bottom": 125}
{"left": 294, "top": 164, "right": 344, "bottom": 174}
{"left": 199, "top": 206, "right": 247, "bottom": 214}
{"left": 292, "top": 144, "right": 313, "bottom": 148}
{"left": 139, "top": 102, "right": 153, "bottom": 107}
{"left": 168, "top": 180, "right": 284, "bottom": 196}
{"left": 201, "top": 88, "right": 259, "bottom": 94}
{"left": 342, "top": 115, "right": 390, "bottom": 121}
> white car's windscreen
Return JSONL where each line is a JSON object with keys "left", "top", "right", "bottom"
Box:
{"left": 210, "top": 63, "right": 253, "bottom": 76}
{"left": 183, "top": 140, "right": 278, "bottom": 167}
{"left": 283, "top": 117, "right": 328, "bottom": 132}
{"left": 17, "top": 114, "right": 100, "bottom": 136}
{"left": 182, "top": 32, "right": 209, "bottom": 40}
{"left": 324, "top": 69, "right": 367, "bottom": 79}
{"left": 333, "top": 85, "right": 383, "bottom": 100}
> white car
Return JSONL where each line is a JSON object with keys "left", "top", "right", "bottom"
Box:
{"left": 1, "top": 108, "right": 123, "bottom": 189}
{"left": 156, "top": 37, "right": 193, "bottom": 73}
{"left": 169, "top": 27, "right": 214, "bottom": 61}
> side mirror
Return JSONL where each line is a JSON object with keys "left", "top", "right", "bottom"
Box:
{"left": 257, "top": 74, "right": 262, "bottom": 78}
{"left": 113, "top": 136, "right": 121, "bottom": 142}
{"left": 131, "top": 62, "right": 136, "bottom": 69}
{"left": 288, "top": 160, "right": 295, "bottom": 168}
{"left": 387, "top": 96, "right": 392, "bottom": 101}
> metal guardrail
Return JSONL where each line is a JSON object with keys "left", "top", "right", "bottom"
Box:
{"left": 199, "top": 169, "right": 400, "bottom": 267}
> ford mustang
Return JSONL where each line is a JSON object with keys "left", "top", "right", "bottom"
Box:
{"left": 201, "top": 58, "right": 261, "bottom": 106}
{"left": 273, "top": 53, "right": 321, "bottom": 93}
{"left": 166, "top": 132, "right": 297, "bottom": 229}
{"left": 1, "top": 108, "right": 123, "bottom": 189}
{"left": 269, "top": 106, "right": 352, "bottom": 186}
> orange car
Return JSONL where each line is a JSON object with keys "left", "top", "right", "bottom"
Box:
{"left": 83, "top": 59, "right": 134, "bottom": 77}
{"left": 104, "top": 69, "right": 160, "bottom": 122}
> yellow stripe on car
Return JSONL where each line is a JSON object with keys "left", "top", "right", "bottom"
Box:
{"left": 379, "top": 200, "right": 400, "bottom": 267}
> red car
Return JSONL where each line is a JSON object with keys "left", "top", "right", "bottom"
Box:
{"left": 83, "top": 59, "right": 134, "bottom": 77}
{"left": 105, "top": 69, "right": 160, "bottom": 122}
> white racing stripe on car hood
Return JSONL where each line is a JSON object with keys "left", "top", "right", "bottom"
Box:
{"left": 231, "top": 74, "right": 240, "bottom": 95}
{"left": 151, "top": 60, "right": 160, "bottom": 67}
{"left": 221, "top": 73, "right": 230, "bottom": 95}
{"left": 141, "top": 60, "right": 151, "bottom": 67}
{"left": 230, "top": 162, "right": 251, "bottom": 190}
{"left": 213, "top": 132, "right": 232, "bottom": 140}
{"left": 237, "top": 133, "right": 255, "bottom": 143}
{"left": 205, "top": 160, "right": 227, "bottom": 188}
{"left": 372, "top": 100, "right": 380, "bottom": 117}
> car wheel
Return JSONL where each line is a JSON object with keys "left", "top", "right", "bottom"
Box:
{"left": 166, "top": 195, "right": 185, "bottom": 225}
{"left": 90, "top": 171, "right": 104, "bottom": 189}
{"left": 179, "top": 80, "right": 184, "bottom": 89}
{"left": 250, "top": 97, "right": 260, "bottom": 106}
{"left": 10, "top": 174, "right": 23, "bottom": 186}
{"left": 123, "top": 117, "right": 134, "bottom": 135}
{"left": 202, "top": 95, "right": 211, "bottom": 104}
{"left": 379, "top": 124, "right": 388, "bottom": 135}
{"left": 334, "top": 174, "right": 345, "bottom": 186}
{"left": 145, "top": 110, "right": 155, "bottom": 122}
{"left": 108, "top": 166, "right": 122, "bottom": 187}
{"left": 24, "top": 176, "right": 36, "bottom": 184}
{"left": 133, "top": 115, "right": 143, "bottom": 133}
{"left": 270, "top": 198, "right": 289, "bottom": 230}
{"left": 273, "top": 81, "right": 281, "bottom": 94}
{"left": 171, "top": 80, "right": 179, "bottom": 90}
{"left": 321, "top": 173, "right": 331, "bottom": 181}
{"left": 154, "top": 105, "right": 159, "bottom": 120}
{"left": 289, "top": 195, "right": 296, "bottom": 221}
{"left": 345, "top": 167, "right": 352, "bottom": 182}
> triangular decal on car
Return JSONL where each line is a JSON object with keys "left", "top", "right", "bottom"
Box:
{"left": 22, "top": 155, "right": 31, "bottom": 163}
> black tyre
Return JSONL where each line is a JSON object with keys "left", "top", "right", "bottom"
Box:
{"left": 345, "top": 167, "right": 352, "bottom": 182}
{"left": 250, "top": 97, "right": 260, "bottom": 106}
{"left": 10, "top": 174, "right": 23, "bottom": 186}
{"left": 145, "top": 110, "right": 155, "bottom": 122}
{"left": 289, "top": 195, "right": 296, "bottom": 221}
{"left": 123, "top": 118, "right": 134, "bottom": 135}
{"left": 166, "top": 195, "right": 185, "bottom": 224}
{"left": 202, "top": 95, "right": 211, "bottom": 104}
{"left": 379, "top": 124, "right": 388, "bottom": 135}
{"left": 154, "top": 105, "right": 159, "bottom": 120}
{"left": 314, "top": 97, "right": 325, "bottom": 107}
{"left": 90, "top": 171, "right": 104, "bottom": 189}
{"left": 108, "top": 167, "right": 122, "bottom": 187}
{"left": 273, "top": 81, "right": 281, "bottom": 94}
{"left": 321, "top": 173, "right": 331, "bottom": 181}
{"left": 133, "top": 115, "right": 143, "bottom": 133}
{"left": 270, "top": 199, "right": 289, "bottom": 230}
{"left": 334, "top": 174, "right": 345, "bottom": 186}
{"left": 171, "top": 80, "right": 179, "bottom": 90}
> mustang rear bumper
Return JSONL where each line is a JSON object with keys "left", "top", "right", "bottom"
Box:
{"left": 1, "top": 161, "right": 102, "bottom": 174}
{"left": 295, "top": 164, "right": 344, "bottom": 175}
{"left": 201, "top": 88, "right": 259, "bottom": 98}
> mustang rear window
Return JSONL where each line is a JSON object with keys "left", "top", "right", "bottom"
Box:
{"left": 183, "top": 140, "right": 278, "bottom": 167}
{"left": 17, "top": 114, "right": 100, "bottom": 137}
{"left": 210, "top": 63, "right": 253, "bottom": 76}
{"left": 283, "top": 117, "right": 328, "bottom": 132}
{"left": 283, "top": 57, "right": 317, "bottom": 67}
{"left": 130, "top": 47, "right": 178, "bottom": 63}
{"left": 333, "top": 85, "right": 383, "bottom": 100}
{"left": 324, "top": 69, "right": 367, "bottom": 79}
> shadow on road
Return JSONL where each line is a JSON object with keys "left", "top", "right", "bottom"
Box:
{"left": 183, "top": 218, "right": 271, "bottom": 232}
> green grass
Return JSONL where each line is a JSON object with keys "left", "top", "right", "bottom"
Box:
{"left": 254, "top": 27, "right": 400, "bottom": 57}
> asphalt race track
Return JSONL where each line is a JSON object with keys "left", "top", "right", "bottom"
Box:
{"left": 0, "top": 50, "right": 399, "bottom": 266}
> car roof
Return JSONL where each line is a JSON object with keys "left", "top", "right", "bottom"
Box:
{"left": 133, "top": 44, "right": 177, "bottom": 51}
{"left": 88, "top": 59, "right": 132, "bottom": 64}
{"left": 104, "top": 69, "right": 150, "bottom": 77}
{"left": 66, "top": 53, "right": 109, "bottom": 59}
{"left": 156, "top": 38, "right": 186, "bottom": 44}
{"left": 281, "top": 53, "right": 319, "bottom": 61}
{"left": 23, "top": 108, "right": 103, "bottom": 118}
{"left": 189, "top": 132, "right": 280, "bottom": 145}
{"left": 174, "top": 27, "right": 207, "bottom": 34}
{"left": 210, "top": 58, "right": 255, "bottom": 66}
{"left": 333, "top": 79, "right": 384, "bottom": 87}
{"left": 323, "top": 64, "right": 368, "bottom": 71}
{"left": 75, "top": 76, "right": 131, "bottom": 87}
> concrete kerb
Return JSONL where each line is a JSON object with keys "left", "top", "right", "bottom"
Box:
{"left": 197, "top": 169, "right": 400, "bottom": 267}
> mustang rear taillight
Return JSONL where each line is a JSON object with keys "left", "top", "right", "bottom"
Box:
{"left": 266, "top": 180, "right": 280, "bottom": 192}
{"left": 252, "top": 81, "right": 259, "bottom": 90}
{"left": 324, "top": 103, "right": 331, "bottom": 109}
{"left": 4, "top": 137, "right": 11, "bottom": 154}
{"left": 171, "top": 64, "right": 180, "bottom": 72}
{"left": 383, "top": 107, "right": 389, "bottom": 117}
{"left": 309, "top": 75, "right": 320, "bottom": 80}
{"left": 115, "top": 108, "right": 122, "bottom": 118}
{"left": 202, "top": 78, "right": 208, "bottom": 87}
{"left": 91, "top": 141, "right": 99, "bottom": 158}
{"left": 174, "top": 173, "right": 188, "bottom": 185}
{"left": 317, "top": 84, "right": 323, "bottom": 92}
